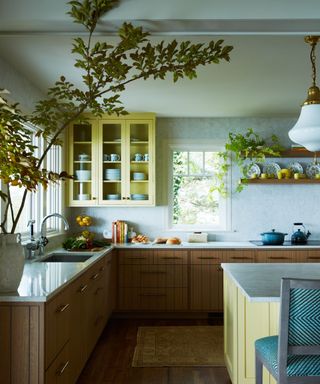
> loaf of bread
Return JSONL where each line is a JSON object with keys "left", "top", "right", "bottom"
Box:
{"left": 131, "top": 234, "right": 149, "bottom": 243}
{"left": 154, "top": 237, "right": 168, "bottom": 244}
{"left": 166, "top": 237, "right": 181, "bottom": 245}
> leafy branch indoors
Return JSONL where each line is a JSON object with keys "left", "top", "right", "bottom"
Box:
{"left": 0, "top": 0, "right": 233, "bottom": 234}
{"left": 212, "top": 128, "right": 283, "bottom": 195}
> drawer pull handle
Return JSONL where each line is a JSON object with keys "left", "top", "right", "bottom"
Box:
{"left": 307, "top": 257, "right": 320, "bottom": 260}
{"left": 95, "top": 287, "right": 103, "bottom": 295}
{"left": 79, "top": 284, "right": 88, "bottom": 293}
{"left": 230, "top": 257, "right": 253, "bottom": 260}
{"left": 56, "top": 360, "right": 69, "bottom": 376}
{"left": 139, "top": 293, "right": 167, "bottom": 297}
{"left": 56, "top": 303, "right": 70, "bottom": 313}
{"left": 91, "top": 273, "right": 100, "bottom": 280}
{"left": 269, "top": 257, "right": 289, "bottom": 260}
{"left": 140, "top": 271, "right": 166, "bottom": 274}
{"left": 128, "top": 257, "right": 147, "bottom": 260}
{"left": 161, "top": 257, "right": 181, "bottom": 260}
{"left": 198, "top": 257, "right": 219, "bottom": 260}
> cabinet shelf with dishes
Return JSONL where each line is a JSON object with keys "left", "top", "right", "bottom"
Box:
{"left": 67, "top": 113, "right": 155, "bottom": 206}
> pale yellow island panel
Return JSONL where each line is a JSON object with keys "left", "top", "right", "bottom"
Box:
{"left": 224, "top": 274, "right": 279, "bottom": 384}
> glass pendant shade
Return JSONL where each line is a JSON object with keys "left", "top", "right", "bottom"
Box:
{"left": 289, "top": 36, "right": 320, "bottom": 152}
{"left": 288, "top": 103, "right": 320, "bottom": 152}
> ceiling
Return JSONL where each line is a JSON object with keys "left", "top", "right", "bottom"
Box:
{"left": 1, "top": 0, "right": 320, "bottom": 117}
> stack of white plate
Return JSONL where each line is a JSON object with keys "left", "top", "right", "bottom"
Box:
{"left": 104, "top": 169, "right": 121, "bottom": 180}
{"left": 131, "top": 193, "right": 148, "bottom": 200}
{"left": 132, "top": 172, "right": 146, "bottom": 180}
{"left": 105, "top": 194, "right": 121, "bottom": 200}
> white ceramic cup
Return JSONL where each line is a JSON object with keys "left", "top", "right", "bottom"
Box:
{"left": 110, "top": 154, "right": 120, "bottom": 161}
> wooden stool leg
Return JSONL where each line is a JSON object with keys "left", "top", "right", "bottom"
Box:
{"left": 255, "top": 352, "right": 263, "bottom": 384}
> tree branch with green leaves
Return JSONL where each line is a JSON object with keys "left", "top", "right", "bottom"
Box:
{"left": 0, "top": 0, "right": 233, "bottom": 233}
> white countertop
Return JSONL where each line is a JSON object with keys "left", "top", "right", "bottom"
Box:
{"left": 115, "top": 241, "right": 320, "bottom": 249}
{"left": 3, "top": 241, "right": 320, "bottom": 303}
{"left": 0, "top": 247, "right": 112, "bottom": 303}
{"left": 116, "top": 241, "right": 256, "bottom": 248}
{"left": 222, "top": 263, "right": 320, "bottom": 303}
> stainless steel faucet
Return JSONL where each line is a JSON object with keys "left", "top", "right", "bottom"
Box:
{"left": 25, "top": 220, "right": 39, "bottom": 259}
{"left": 39, "top": 213, "right": 70, "bottom": 256}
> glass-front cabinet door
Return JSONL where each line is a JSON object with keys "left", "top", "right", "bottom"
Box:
{"left": 127, "top": 120, "right": 155, "bottom": 205}
{"left": 99, "top": 120, "right": 125, "bottom": 205}
{"left": 68, "top": 120, "right": 99, "bottom": 206}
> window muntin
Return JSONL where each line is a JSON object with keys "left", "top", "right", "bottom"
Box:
{"left": 170, "top": 149, "right": 227, "bottom": 230}
{"left": 2, "top": 128, "right": 63, "bottom": 236}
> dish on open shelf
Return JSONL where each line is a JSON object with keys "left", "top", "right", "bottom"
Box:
{"left": 245, "top": 163, "right": 261, "bottom": 178}
{"left": 262, "top": 162, "right": 281, "bottom": 177}
{"left": 288, "top": 161, "right": 304, "bottom": 174}
{"left": 306, "top": 163, "right": 320, "bottom": 179}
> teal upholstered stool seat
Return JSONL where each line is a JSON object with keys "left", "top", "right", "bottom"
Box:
{"left": 255, "top": 278, "right": 320, "bottom": 384}
{"left": 255, "top": 335, "right": 320, "bottom": 378}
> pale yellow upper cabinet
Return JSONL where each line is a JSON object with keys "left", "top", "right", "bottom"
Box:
{"left": 67, "top": 113, "right": 155, "bottom": 207}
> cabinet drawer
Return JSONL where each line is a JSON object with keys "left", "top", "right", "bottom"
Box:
{"left": 298, "top": 250, "right": 320, "bottom": 262}
{"left": 119, "top": 265, "right": 188, "bottom": 288}
{"left": 190, "top": 250, "right": 223, "bottom": 264}
{"left": 45, "top": 342, "right": 70, "bottom": 384}
{"left": 256, "top": 250, "right": 297, "bottom": 263}
{"left": 118, "top": 250, "right": 153, "bottom": 264}
{"left": 225, "top": 250, "right": 255, "bottom": 263}
{"left": 153, "top": 250, "right": 188, "bottom": 264}
{"left": 45, "top": 287, "right": 71, "bottom": 368}
{"left": 118, "top": 287, "right": 188, "bottom": 311}
{"left": 87, "top": 258, "right": 106, "bottom": 281}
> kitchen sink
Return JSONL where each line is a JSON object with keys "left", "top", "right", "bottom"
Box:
{"left": 40, "top": 253, "right": 94, "bottom": 262}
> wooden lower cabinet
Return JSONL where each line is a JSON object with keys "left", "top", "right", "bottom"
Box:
{"left": 45, "top": 342, "right": 70, "bottom": 384}
{"left": 0, "top": 251, "right": 114, "bottom": 384}
{"left": 118, "top": 249, "right": 188, "bottom": 311}
{"left": 190, "top": 250, "right": 224, "bottom": 311}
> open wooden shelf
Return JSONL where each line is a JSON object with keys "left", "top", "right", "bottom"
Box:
{"left": 274, "top": 148, "right": 320, "bottom": 158}
{"left": 242, "top": 178, "right": 320, "bottom": 184}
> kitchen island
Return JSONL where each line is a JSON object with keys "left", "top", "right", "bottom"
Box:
{"left": 222, "top": 263, "right": 320, "bottom": 384}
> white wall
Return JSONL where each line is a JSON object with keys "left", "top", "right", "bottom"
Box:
{"left": 67, "top": 116, "right": 320, "bottom": 241}
{"left": 0, "top": 56, "right": 44, "bottom": 112}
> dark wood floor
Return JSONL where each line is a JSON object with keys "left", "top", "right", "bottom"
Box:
{"left": 77, "top": 317, "right": 232, "bottom": 384}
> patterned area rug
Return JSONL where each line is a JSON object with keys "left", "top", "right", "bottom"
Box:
{"left": 132, "top": 325, "right": 225, "bottom": 367}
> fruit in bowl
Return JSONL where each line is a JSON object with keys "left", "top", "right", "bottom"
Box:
{"left": 76, "top": 215, "right": 92, "bottom": 226}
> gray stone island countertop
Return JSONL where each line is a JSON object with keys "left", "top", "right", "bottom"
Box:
{"left": 222, "top": 263, "right": 320, "bottom": 303}
{"left": 0, "top": 247, "right": 113, "bottom": 303}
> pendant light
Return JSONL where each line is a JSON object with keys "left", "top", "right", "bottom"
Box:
{"left": 288, "top": 36, "right": 320, "bottom": 152}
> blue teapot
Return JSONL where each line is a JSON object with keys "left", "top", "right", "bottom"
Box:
{"left": 291, "top": 223, "right": 311, "bottom": 245}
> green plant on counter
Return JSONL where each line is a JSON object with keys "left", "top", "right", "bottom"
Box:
{"left": 0, "top": 0, "right": 234, "bottom": 234}
{"left": 212, "top": 128, "right": 283, "bottom": 195}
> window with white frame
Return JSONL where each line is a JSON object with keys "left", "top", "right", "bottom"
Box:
{"left": 169, "top": 146, "right": 228, "bottom": 231}
{"left": 3, "top": 126, "right": 63, "bottom": 236}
